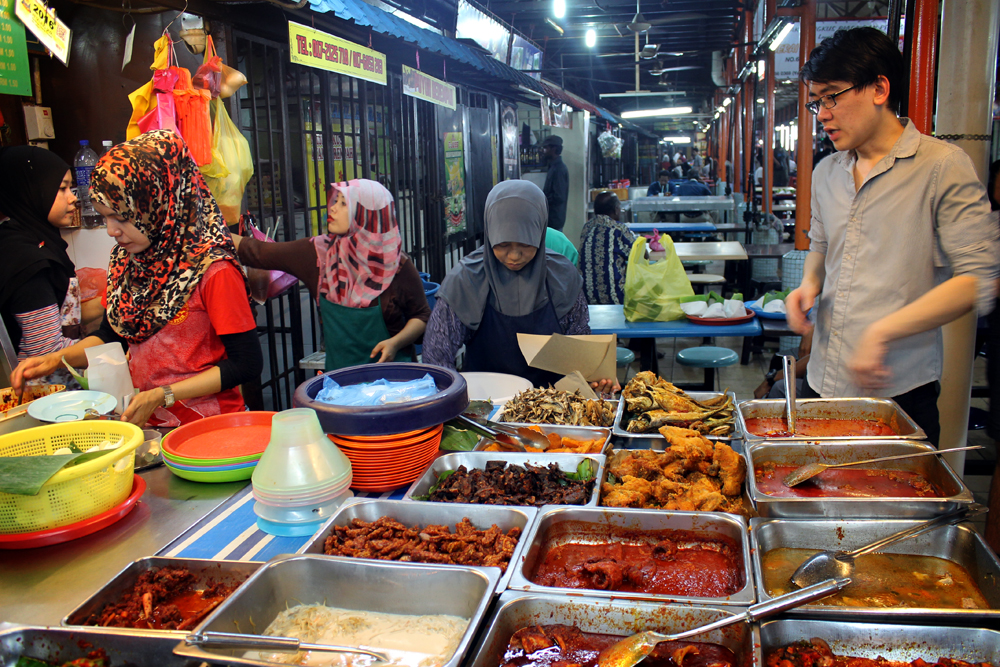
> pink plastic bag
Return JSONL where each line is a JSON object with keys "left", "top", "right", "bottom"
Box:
{"left": 239, "top": 216, "right": 299, "bottom": 303}
{"left": 137, "top": 68, "right": 180, "bottom": 134}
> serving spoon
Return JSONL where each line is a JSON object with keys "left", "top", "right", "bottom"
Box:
{"left": 781, "top": 354, "right": 796, "bottom": 434}
{"left": 597, "top": 577, "right": 849, "bottom": 667}
{"left": 185, "top": 631, "right": 389, "bottom": 661}
{"left": 781, "top": 444, "right": 984, "bottom": 487}
{"left": 790, "top": 504, "right": 987, "bottom": 589}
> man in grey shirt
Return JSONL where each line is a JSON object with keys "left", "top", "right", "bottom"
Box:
{"left": 785, "top": 27, "right": 998, "bottom": 444}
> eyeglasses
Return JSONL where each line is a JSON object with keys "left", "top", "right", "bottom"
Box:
{"left": 805, "top": 85, "right": 856, "bottom": 115}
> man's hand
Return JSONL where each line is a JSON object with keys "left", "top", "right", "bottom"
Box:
{"left": 11, "top": 355, "right": 61, "bottom": 395}
{"left": 848, "top": 324, "right": 892, "bottom": 391}
{"left": 785, "top": 284, "right": 818, "bottom": 335}
{"left": 121, "top": 388, "right": 164, "bottom": 427}
{"left": 370, "top": 338, "right": 401, "bottom": 363}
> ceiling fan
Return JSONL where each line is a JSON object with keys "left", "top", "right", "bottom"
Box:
{"left": 649, "top": 64, "right": 701, "bottom": 75}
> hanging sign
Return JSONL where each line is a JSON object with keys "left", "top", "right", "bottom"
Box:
{"left": 288, "top": 21, "right": 385, "bottom": 85}
{"left": 14, "top": 0, "right": 69, "bottom": 65}
{"left": 774, "top": 19, "right": 889, "bottom": 81}
{"left": 0, "top": 0, "right": 30, "bottom": 95}
{"left": 401, "top": 64, "right": 455, "bottom": 110}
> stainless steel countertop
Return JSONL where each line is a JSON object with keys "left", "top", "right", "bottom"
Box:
{"left": 0, "top": 466, "right": 247, "bottom": 625}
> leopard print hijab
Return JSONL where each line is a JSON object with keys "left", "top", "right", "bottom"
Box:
{"left": 92, "top": 130, "right": 248, "bottom": 343}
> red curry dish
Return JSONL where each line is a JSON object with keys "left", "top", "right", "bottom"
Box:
{"left": 530, "top": 527, "right": 743, "bottom": 597}
{"left": 755, "top": 462, "right": 943, "bottom": 498}
{"left": 502, "top": 624, "right": 737, "bottom": 667}
{"left": 766, "top": 638, "right": 996, "bottom": 667}
{"left": 744, "top": 417, "right": 897, "bottom": 438}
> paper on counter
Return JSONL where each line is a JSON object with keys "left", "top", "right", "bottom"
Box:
{"left": 723, "top": 299, "right": 746, "bottom": 318}
{"left": 85, "top": 343, "right": 134, "bottom": 414}
{"left": 680, "top": 301, "right": 708, "bottom": 316}
{"left": 703, "top": 302, "right": 726, "bottom": 318}
{"left": 555, "top": 371, "right": 599, "bottom": 399}
{"left": 517, "top": 333, "right": 617, "bottom": 381}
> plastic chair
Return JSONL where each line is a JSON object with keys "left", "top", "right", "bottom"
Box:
{"left": 616, "top": 346, "right": 636, "bottom": 383}
{"left": 675, "top": 346, "right": 739, "bottom": 391}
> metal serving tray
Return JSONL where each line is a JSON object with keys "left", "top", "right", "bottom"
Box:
{"left": 737, "top": 397, "right": 926, "bottom": 442}
{"left": 759, "top": 618, "right": 1000, "bottom": 664}
{"left": 507, "top": 506, "right": 754, "bottom": 605}
{"left": 474, "top": 423, "right": 613, "bottom": 454}
{"left": 296, "top": 497, "right": 536, "bottom": 593}
{"left": 62, "top": 557, "right": 260, "bottom": 636}
{"left": 0, "top": 624, "right": 201, "bottom": 667}
{"left": 497, "top": 400, "right": 619, "bottom": 429}
{"left": 174, "top": 553, "right": 499, "bottom": 667}
{"left": 614, "top": 391, "right": 741, "bottom": 446}
{"left": 466, "top": 591, "right": 761, "bottom": 667}
{"left": 750, "top": 517, "right": 1000, "bottom": 621}
{"left": 746, "top": 440, "right": 973, "bottom": 518}
{"left": 403, "top": 452, "right": 606, "bottom": 507}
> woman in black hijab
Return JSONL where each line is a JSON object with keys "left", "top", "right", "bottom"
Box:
{"left": 0, "top": 146, "right": 82, "bottom": 367}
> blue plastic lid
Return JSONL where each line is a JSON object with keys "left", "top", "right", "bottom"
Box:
{"left": 80, "top": 140, "right": 89, "bottom": 145}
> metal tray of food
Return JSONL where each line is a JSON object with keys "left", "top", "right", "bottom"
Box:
{"left": 737, "top": 397, "right": 926, "bottom": 442}
{"left": 174, "top": 553, "right": 499, "bottom": 667}
{"left": 747, "top": 440, "right": 973, "bottom": 518}
{"left": 466, "top": 591, "right": 761, "bottom": 667}
{"left": 496, "top": 399, "right": 620, "bottom": 428}
{"left": 403, "top": 452, "right": 606, "bottom": 507}
{"left": 507, "top": 505, "right": 754, "bottom": 605}
{"left": 750, "top": 517, "right": 1000, "bottom": 620}
{"left": 614, "top": 390, "right": 741, "bottom": 446}
{"left": 759, "top": 618, "right": 1000, "bottom": 664}
{"left": 62, "top": 557, "right": 259, "bottom": 635}
{"left": 0, "top": 624, "right": 202, "bottom": 667}
{"left": 474, "top": 423, "right": 613, "bottom": 454}
{"left": 296, "top": 497, "right": 536, "bottom": 593}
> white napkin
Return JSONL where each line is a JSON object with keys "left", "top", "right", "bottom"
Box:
{"left": 680, "top": 301, "right": 709, "bottom": 316}
{"left": 763, "top": 299, "right": 787, "bottom": 314}
{"left": 703, "top": 302, "right": 726, "bottom": 318}
{"left": 723, "top": 299, "right": 746, "bottom": 318}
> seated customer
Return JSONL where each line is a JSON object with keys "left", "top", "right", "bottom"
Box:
{"left": 545, "top": 227, "right": 579, "bottom": 267}
{"left": 579, "top": 192, "right": 636, "bottom": 305}
{"left": 646, "top": 170, "right": 670, "bottom": 196}
{"left": 672, "top": 176, "right": 712, "bottom": 197}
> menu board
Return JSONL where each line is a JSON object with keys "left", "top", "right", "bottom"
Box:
{"left": 0, "top": 0, "right": 30, "bottom": 96}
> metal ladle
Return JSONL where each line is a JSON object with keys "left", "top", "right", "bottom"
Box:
{"left": 782, "top": 445, "right": 984, "bottom": 487}
{"left": 185, "top": 631, "right": 390, "bottom": 662}
{"left": 789, "top": 504, "right": 987, "bottom": 589}
{"left": 781, "top": 354, "right": 796, "bottom": 434}
{"left": 597, "top": 577, "right": 850, "bottom": 667}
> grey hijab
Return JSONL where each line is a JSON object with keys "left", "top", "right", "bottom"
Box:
{"left": 439, "top": 180, "right": 584, "bottom": 330}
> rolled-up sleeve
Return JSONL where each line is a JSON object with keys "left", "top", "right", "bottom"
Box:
{"left": 807, "top": 164, "right": 828, "bottom": 255}
{"left": 933, "top": 150, "right": 1000, "bottom": 315}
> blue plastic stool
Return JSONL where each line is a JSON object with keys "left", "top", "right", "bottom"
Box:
{"left": 675, "top": 346, "right": 739, "bottom": 391}
{"left": 616, "top": 347, "right": 636, "bottom": 383}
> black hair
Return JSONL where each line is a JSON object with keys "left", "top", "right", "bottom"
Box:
{"left": 546, "top": 144, "right": 563, "bottom": 155}
{"left": 594, "top": 191, "right": 620, "bottom": 216}
{"left": 799, "top": 27, "right": 905, "bottom": 114}
{"left": 988, "top": 160, "right": 1000, "bottom": 211}
{"left": 658, "top": 169, "right": 670, "bottom": 179}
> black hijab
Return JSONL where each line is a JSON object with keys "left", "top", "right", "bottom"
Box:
{"left": 0, "top": 146, "right": 76, "bottom": 311}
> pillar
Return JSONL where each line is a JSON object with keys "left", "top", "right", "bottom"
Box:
{"left": 794, "top": 0, "right": 815, "bottom": 250}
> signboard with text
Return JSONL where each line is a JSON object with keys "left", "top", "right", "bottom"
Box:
{"left": 14, "top": 0, "right": 68, "bottom": 65}
{"left": 0, "top": 0, "right": 30, "bottom": 95}
{"left": 402, "top": 65, "right": 455, "bottom": 110}
{"left": 288, "top": 21, "right": 386, "bottom": 85}
{"left": 774, "top": 19, "right": 889, "bottom": 80}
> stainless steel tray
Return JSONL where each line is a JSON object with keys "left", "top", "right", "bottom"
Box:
{"left": 759, "top": 618, "right": 1000, "bottom": 664}
{"left": 497, "top": 399, "right": 619, "bottom": 429}
{"left": 62, "top": 557, "right": 260, "bottom": 635}
{"left": 0, "top": 624, "right": 201, "bottom": 666}
{"left": 750, "top": 517, "right": 1000, "bottom": 620}
{"left": 296, "top": 497, "right": 536, "bottom": 592}
{"left": 614, "top": 390, "right": 741, "bottom": 446}
{"left": 466, "top": 591, "right": 761, "bottom": 667}
{"left": 174, "top": 553, "right": 499, "bottom": 667}
{"left": 737, "top": 397, "right": 926, "bottom": 441}
{"left": 403, "top": 452, "right": 606, "bottom": 507}
{"left": 507, "top": 506, "right": 754, "bottom": 605}
{"left": 474, "top": 423, "right": 613, "bottom": 455}
{"left": 747, "top": 440, "right": 973, "bottom": 518}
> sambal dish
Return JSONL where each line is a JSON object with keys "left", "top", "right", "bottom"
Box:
{"left": 755, "top": 462, "right": 943, "bottom": 498}
{"left": 743, "top": 417, "right": 897, "bottom": 438}
{"left": 766, "top": 637, "right": 997, "bottom": 667}
{"left": 501, "top": 624, "right": 737, "bottom": 667}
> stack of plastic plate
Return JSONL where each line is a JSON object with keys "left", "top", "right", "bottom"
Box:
{"left": 252, "top": 409, "right": 354, "bottom": 537}
{"left": 328, "top": 423, "right": 443, "bottom": 492}
{"left": 161, "top": 412, "right": 274, "bottom": 483}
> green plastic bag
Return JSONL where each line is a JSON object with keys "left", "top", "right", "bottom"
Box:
{"left": 623, "top": 235, "right": 694, "bottom": 322}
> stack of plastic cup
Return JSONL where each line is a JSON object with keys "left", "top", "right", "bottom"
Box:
{"left": 251, "top": 408, "right": 353, "bottom": 537}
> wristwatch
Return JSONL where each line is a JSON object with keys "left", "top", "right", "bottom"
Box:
{"left": 764, "top": 369, "right": 779, "bottom": 387}
{"left": 162, "top": 385, "right": 176, "bottom": 409}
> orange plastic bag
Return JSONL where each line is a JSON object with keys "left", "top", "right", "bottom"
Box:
{"left": 172, "top": 68, "right": 213, "bottom": 166}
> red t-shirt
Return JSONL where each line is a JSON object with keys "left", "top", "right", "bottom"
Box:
{"left": 128, "top": 261, "right": 256, "bottom": 426}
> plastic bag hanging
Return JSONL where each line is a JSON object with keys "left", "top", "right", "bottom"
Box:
{"left": 204, "top": 97, "right": 254, "bottom": 226}
{"left": 192, "top": 35, "right": 222, "bottom": 98}
{"left": 136, "top": 67, "right": 180, "bottom": 135}
{"left": 172, "top": 67, "right": 213, "bottom": 165}
{"left": 126, "top": 34, "right": 172, "bottom": 140}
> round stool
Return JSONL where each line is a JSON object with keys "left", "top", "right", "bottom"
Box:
{"left": 616, "top": 347, "right": 636, "bottom": 366}
{"left": 682, "top": 259, "right": 712, "bottom": 274}
{"left": 675, "top": 346, "right": 739, "bottom": 391}
{"left": 686, "top": 273, "right": 726, "bottom": 294}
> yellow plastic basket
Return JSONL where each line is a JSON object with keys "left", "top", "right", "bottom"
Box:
{"left": 0, "top": 421, "right": 143, "bottom": 535}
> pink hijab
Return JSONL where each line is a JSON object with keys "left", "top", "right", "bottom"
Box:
{"left": 313, "top": 179, "right": 401, "bottom": 308}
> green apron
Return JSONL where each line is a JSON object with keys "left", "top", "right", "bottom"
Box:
{"left": 320, "top": 296, "right": 413, "bottom": 371}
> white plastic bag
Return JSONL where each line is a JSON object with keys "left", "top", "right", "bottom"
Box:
{"left": 314, "top": 374, "right": 438, "bottom": 406}
{"left": 85, "top": 343, "right": 135, "bottom": 414}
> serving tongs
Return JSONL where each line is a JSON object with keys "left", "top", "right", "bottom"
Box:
{"left": 452, "top": 414, "right": 550, "bottom": 452}
{"left": 781, "top": 354, "right": 796, "bottom": 434}
{"left": 790, "top": 504, "right": 988, "bottom": 589}
{"left": 782, "top": 444, "right": 985, "bottom": 487}
{"left": 185, "top": 631, "right": 390, "bottom": 662}
{"left": 597, "top": 577, "right": 850, "bottom": 667}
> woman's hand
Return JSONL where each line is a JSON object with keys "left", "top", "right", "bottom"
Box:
{"left": 370, "top": 338, "right": 401, "bottom": 363}
{"left": 11, "top": 354, "right": 61, "bottom": 395}
{"left": 121, "top": 387, "right": 164, "bottom": 427}
{"left": 590, "top": 378, "right": 621, "bottom": 395}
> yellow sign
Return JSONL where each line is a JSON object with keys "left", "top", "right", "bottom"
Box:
{"left": 14, "top": 0, "right": 69, "bottom": 65}
{"left": 288, "top": 21, "right": 385, "bottom": 85}
{"left": 401, "top": 64, "right": 455, "bottom": 110}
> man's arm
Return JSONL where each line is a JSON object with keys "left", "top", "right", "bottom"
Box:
{"left": 551, "top": 163, "right": 569, "bottom": 207}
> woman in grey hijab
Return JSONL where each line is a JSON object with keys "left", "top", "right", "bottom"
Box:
{"left": 423, "top": 180, "right": 614, "bottom": 391}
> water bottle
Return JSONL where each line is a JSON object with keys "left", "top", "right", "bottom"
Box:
{"left": 74, "top": 140, "right": 103, "bottom": 229}
{"left": 101, "top": 140, "right": 113, "bottom": 155}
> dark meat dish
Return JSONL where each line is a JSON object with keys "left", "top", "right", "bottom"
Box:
{"left": 88, "top": 566, "right": 242, "bottom": 631}
{"left": 755, "top": 462, "right": 942, "bottom": 498}
{"left": 744, "top": 417, "right": 897, "bottom": 437}
{"left": 427, "top": 461, "right": 594, "bottom": 506}
{"left": 501, "top": 624, "right": 737, "bottom": 667}
{"left": 531, "top": 527, "right": 743, "bottom": 597}
{"left": 323, "top": 516, "right": 521, "bottom": 571}
{"left": 766, "top": 638, "right": 997, "bottom": 667}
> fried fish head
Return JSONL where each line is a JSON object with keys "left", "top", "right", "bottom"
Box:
{"left": 713, "top": 441, "right": 746, "bottom": 497}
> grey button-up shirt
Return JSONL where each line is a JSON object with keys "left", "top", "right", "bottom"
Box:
{"left": 807, "top": 119, "right": 999, "bottom": 398}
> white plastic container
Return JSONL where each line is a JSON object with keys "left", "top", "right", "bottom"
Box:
{"left": 460, "top": 372, "right": 532, "bottom": 407}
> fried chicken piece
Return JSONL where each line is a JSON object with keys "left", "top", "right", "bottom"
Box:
{"left": 601, "top": 475, "right": 653, "bottom": 507}
{"left": 659, "top": 425, "right": 715, "bottom": 461}
{"left": 713, "top": 442, "right": 746, "bottom": 496}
